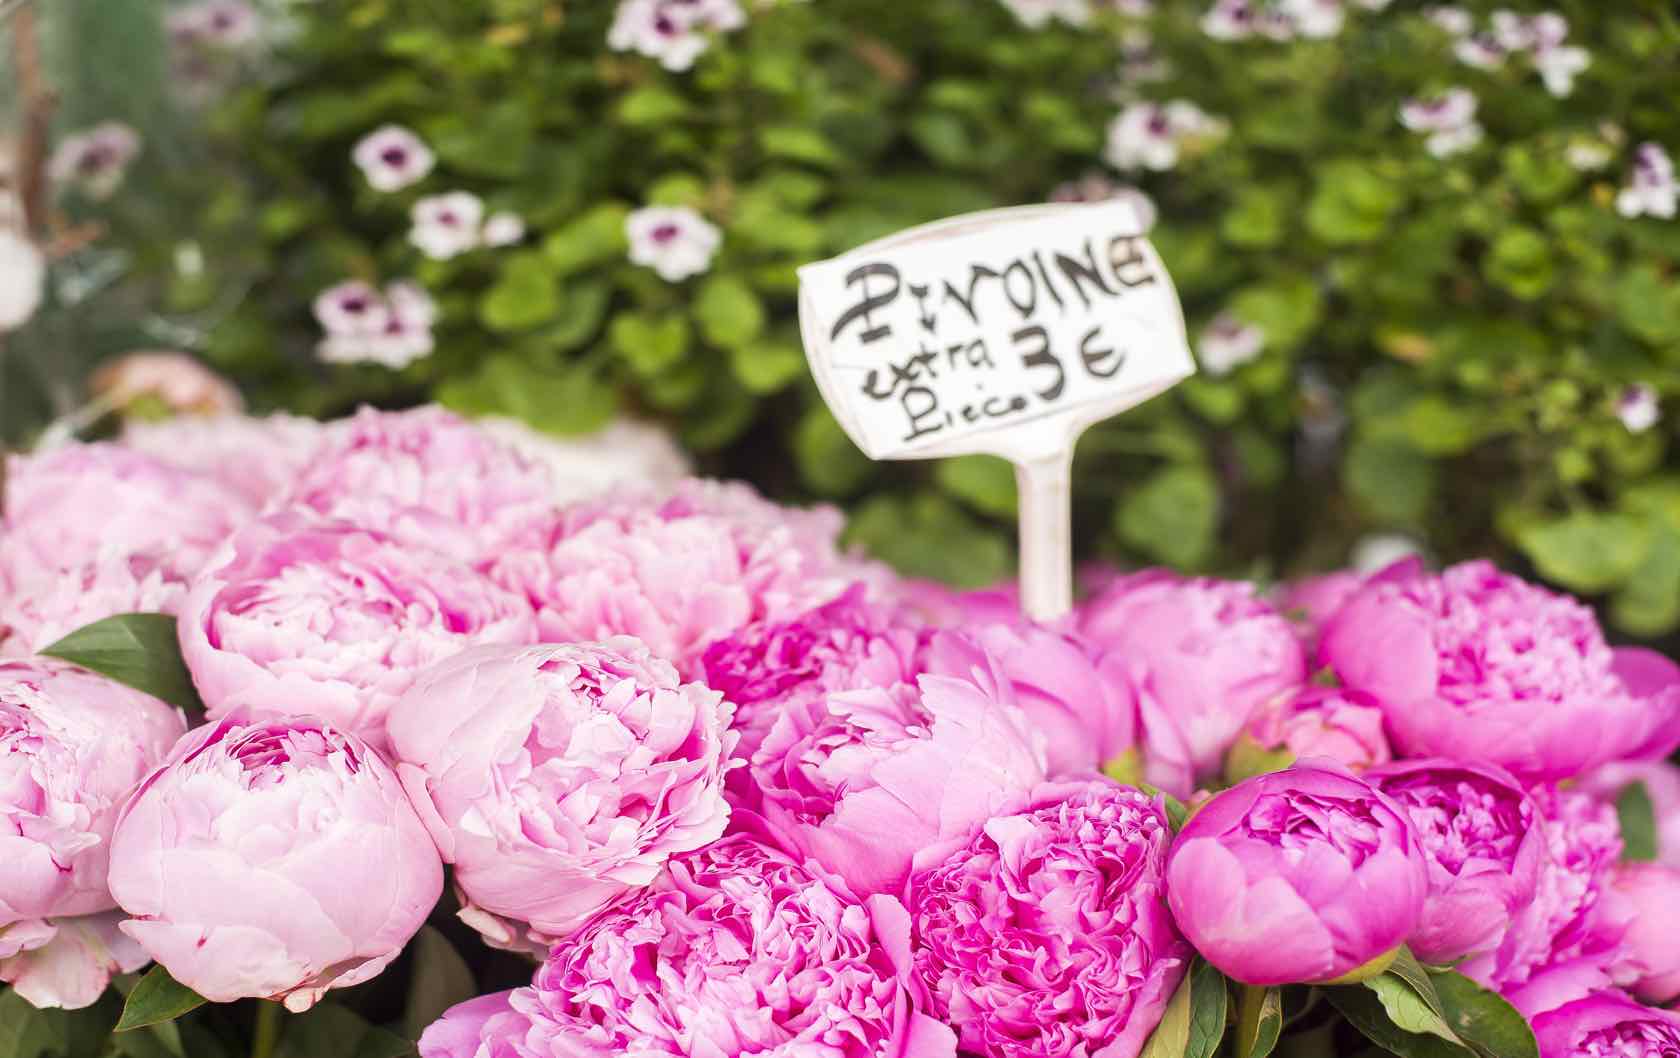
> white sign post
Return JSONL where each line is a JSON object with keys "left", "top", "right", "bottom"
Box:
{"left": 797, "top": 200, "right": 1195, "bottom": 622}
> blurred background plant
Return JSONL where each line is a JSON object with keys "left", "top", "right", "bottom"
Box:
{"left": 5, "top": 0, "right": 1680, "bottom": 636}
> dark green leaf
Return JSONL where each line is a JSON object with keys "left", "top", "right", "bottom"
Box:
{"left": 936, "top": 455, "right": 1017, "bottom": 519}
{"left": 1137, "top": 968, "right": 1191, "bottom": 1058}
{"left": 1428, "top": 969, "right": 1540, "bottom": 1058}
{"left": 42, "top": 614, "right": 203, "bottom": 716}
{"left": 1618, "top": 781, "right": 1658, "bottom": 862}
{"left": 1326, "top": 984, "right": 1474, "bottom": 1058}
{"left": 1186, "top": 960, "right": 1230, "bottom": 1058}
{"left": 275, "top": 1004, "right": 413, "bottom": 1058}
{"left": 0, "top": 989, "right": 68, "bottom": 1058}
{"left": 402, "top": 927, "right": 476, "bottom": 1042}
{"left": 1236, "top": 985, "right": 1283, "bottom": 1058}
{"left": 115, "top": 966, "right": 207, "bottom": 1032}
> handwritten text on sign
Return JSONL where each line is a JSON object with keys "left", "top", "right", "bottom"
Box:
{"left": 798, "top": 201, "right": 1194, "bottom": 461}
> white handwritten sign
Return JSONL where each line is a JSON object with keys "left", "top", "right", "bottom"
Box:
{"left": 797, "top": 201, "right": 1195, "bottom": 620}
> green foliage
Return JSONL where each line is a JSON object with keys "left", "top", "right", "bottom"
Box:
{"left": 31, "top": 0, "right": 1680, "bottom": 638}
{"left": 42, "top": 614, "right": 206, "bottom": 716}
{"left": 114, "top": 968, "right": 207, "bottom": 1033}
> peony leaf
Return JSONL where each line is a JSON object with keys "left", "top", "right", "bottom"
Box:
{"left": 1365, "top": 971, "right": 1461, "bottom": 1044}
{"left": 401, "top": 927, "right": 477, "bottom": 1042}
{"left": 1235, "top": 984, "right": 1282, "bottom": 1058}
{"left": 115, "top": 966, "right": 207, "bottom": 1032}
{"left": 1617, "top": 781, "right": 1658, "bottom": 862}
{"left": 1137, "top": 965, "right": 1191, "bottom": 1058}
{"left": 42, "top": 613, "right": 204, "bottom": 717}
{"left": 0, "top": 989, "right": 69, "bottom": 1058}
{"left": 1326, "top": 982, "right": 1475, "bottom": 1058}
{"left": 1387, "top": 947, "right": 1451, "bottom": 1024}
{"left": 1185, "top": 960, "right": 1230, "bottom": 1058}
{"left": 1428, "top": 969, "right": 1539, "bottom": 1058}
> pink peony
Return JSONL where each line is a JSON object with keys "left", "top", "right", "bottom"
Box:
{"left": 700, "top": 584, "right": 930, "bottom": 764}
{"left": 90, "top": 352, "right": 243, "bottom": 415}
{"left": 1078, "top": 570, "right": 1306, "bottom": 796}
{"left": 1275, "top": 570, "right": 1365, "bottom": 648}
{"left": 493, "top": 479, "right": 868, "bottom": 675}
{"left": 1232, "top": 685, "right": 1392, "bottom": 776}
{"left": 1320, "top": 560, "right": 1680, "bottom": 779}
{"left": 283, "top": 405, "right": 559, "bottom": 564}
{"left": 121, "top": 412, "right": 325, "bottom": 509}
{"left": 178, "top": 512, "right": 535, "bottom": 749}
{"left": 1600, "top": 863, "right": 1680, "bottom": 1003}
{"left": 0, "top": 660, "right": 186, "bottom": 1008}
{"left": 907, "top": 781, "right": 1189, "bottom": 1058}
{"left": 1577, "top": 761, "right": 1680, "bottom": 868}
{"left": 418, "top": 835, "right": 957, "bottom": 1058}
{"left": 749, "top": 632, "right": 1047, "bottom": 896}
{"left": 0, "top": 551, "right": 189, "bottom": 657}
{"left": 1532, "top": 991, "right": 1680, "bottom": 1058}
{"left": 108, "top": 715, "right": 443, "bottom": 1011}
{"left": 387, "top": 640, "right": 736, "bottom": 950}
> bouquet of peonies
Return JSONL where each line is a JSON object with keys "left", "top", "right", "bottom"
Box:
{"left": 3, "top": 403, "right": 1680, "bottom": 1058}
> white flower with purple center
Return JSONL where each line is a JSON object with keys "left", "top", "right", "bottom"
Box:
{"left": 167, "top": 0, "right": 260, "bottom": 47}
{"left": 1105, "top": 100, "right": 1222, "bottom": 171}
{"left": 607, "top": 0, "right": 746, "bottom": 73}
{"left": 1427, "top": 6, "right": 1472, "bottom": 36}
{"left": 998, "top": 0, "right": 1092, "bottom": 29}
{"left": 410, "top": 192, "right": 486, "bottom": 260}
{"left": 1452, "top": 32, "right": 1506, "bottom": 69}
{"left": 1197, "top": 313, "right": 1265, "bottom": 376}
{"left": 1533, "top": 44, "right": 1588, "bottom": 97}
{"left": 481, "top": 212, "right": 526, "bottom": 247}
{"left": 1617, "top": 143, "right": 1678, "bottom": 220}
{"left": 626, "top": 205, "right": 722, "bottom": 282}
{"left": 352, "top": 125, "right": 435, "bottom": 193}
{"left": 48, "top": 123, "right": 141, "bottom": 200}
{"left": 313, "top": 280, "right": 437, "bottom": 369}
{"left": 1617, "top": 385, "right": 1660, "bottom": 435}
{"left": 0, "top": 230, "right": 45, "bottom": 332}
{"left": 1279, "top": 0, "right": 1344, "bottom": 39}
{"left": 1399, "top": 88, "right": 1482, "bottom": 158}
{"left": 1201, "top": 0, "right": 1259, "bottom": 40}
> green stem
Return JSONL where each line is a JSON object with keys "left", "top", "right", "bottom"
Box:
{"left": 251, "top": 1000, "right": 283, "bottom": 1058}
{"left": 1236, "top": 983, "right": 1266, "bottom": 1058}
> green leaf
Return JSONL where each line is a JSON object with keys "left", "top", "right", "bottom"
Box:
{"left": 1343, "top": 436, "right": 1435, "bottom": 525}
{"left": 1364, "top": 972, "right": 1461, "bottom": 1044}
{"left": 694, "top": 275, "right": 766, "bottom": 349}
{"left": 1137, "top": 968, "right": 1191, "bottom": 1058}
{"left": 1515, "top": 510, "right": 1651, "bottom": 594}
{"left": 542, "top": 204, "right": 630, "bottom": 277}
{"left": 1483, "top": 227, "right": 1555, "bottom": 301}
{"left": 844, "top": 494, "right": 1012, "bottom": 589}
{"left": 793, "top": 408, "right": 874, "bottom": 497}
{"left": 758, "top": 126, "right": 840, "bottom": 166}
{"left": 1326, "top": 984, "right": 1474, "bottom": 1058}
{"left": 1185, "top": 960, "right": 1230, "bottom": 1058}
{"left": 275, "top": 1004, "right": 413, "bottom": 1058}
{"left": 480, "top": 252, "right": 562, "bottom": 333}
{"left": 115, "top": 966, "right": 207, "bottom": 1033}
{"left": 1228, "top": 277, "right": 1323, "bottom": 353}
{"left": 1614, "top": 266, "right": 1680, "bottom": 346}
{"left": 1236, "top": 985, "right": 1283, "bottom": 1058}
{"left": 1618, "top": 781, "right": 1658, "bottom": 862}
{"left": 1222, "top": 186, "right": 1288, "bottom": 249}
{"left": 616, "top": 86, "right": 689, "bottom": 126}
{"left": 937, "top": 455, "right": 1017, "bottom": 519}
{"left": 0, "top": 989, "right": 68, "bottom": 1058}
{"left": 1388, "top": 948, "right": 1450, "bottom": 1021}
{"left": 1428, "top": 969, "right": 1540, "bottom": 1058}
{"left": 1614, "top": 522, "right": 1680, "bottom": 635}
{"left": 401, "top": 927, "right": 476, "bottom": 1043}
{"left": 42, "top": 614, "right": 204, "bottom": 716}
{"left": 728, "top": 340, "right": 805, "bottom": 394}
{"left": 609, "top": 312, "right": 691, "bottom": 377}
{"left": 1116, "top": 463, "right": 1220, "bottom": 569}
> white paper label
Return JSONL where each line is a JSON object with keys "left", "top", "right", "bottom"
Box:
{"left": 797, "top": 201, "right": 1195, "bottom": 463}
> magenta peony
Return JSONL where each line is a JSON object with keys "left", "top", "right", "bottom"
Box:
{"left": 0, "top": 659, "right": 186, "bottom": 1008}
{"left": 1232, "top": 685, "right": 1392, "bottom": 776}
{"left": 1165, "top": 763, "right": 1427, "bottom": 985}
{"left": 493, "top": 478, "right": 869, "bottom": 675}
{"left": 1078, "top": 570, "right": 1306, "bottom": 796}
{"left": 387, "top": 639, "right": 736, "bottom": 949}
{"left": 284, "top": 405, "right": 558, "bottom": 563}
{"left": 417, "top": 835, "right": 957, "bottom": 1058}
{"left": 1319, "top": 560, "right": 1680, "bottom": 779}
{"left": 906, "top": 781, "right": 1189, "bottom": 1058}
{"left": 1366, "top": 759, "right": 1546, "bottom": 965}
{"left": 107, "top": 715, "right": 443, "bottom": 1011}
{"left": 1578, "top": 760, "right": 1680, "bottom": 868}
{"left": 121, "top": 412, "right": 324, "bottom": 508}
{"left": 749, "top": 634, "right": 1047, "bottom": 896}
{"left": 1532, "top": 991, "right": 1680, "bottom": 1058}
{"left": 700, "top": 584, "right": 929, "bottom": 764}
{"left": 178, "top": 512, "right": 535, "bottom": 749}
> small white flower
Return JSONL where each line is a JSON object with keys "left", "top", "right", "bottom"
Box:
{"left": 998, "top": 0, "right": 1092, "bottom": 28}
{"left": 48, "top": 123, "right": 142, "bottom": 200}
{"left": 410, "top": 192, "right": 485, "bottom": 260}
{"left": 1489, "top": 9, "right": 1533, "bottom": 50}
{"left": 1197, "top": 313, "right": 1265, "bottom": 376}
{"left": 352, "top": 125, "right": 435, "bottom": 193}
{"left": 482, "top": 212, "right": 526, "bottom": 247}
{"left": 1617, "top": 384, "right": 1660, "bottom": 434}
{"left": 1280, "top": 0, "right": 1344, "bottom": 39}
{"left": 313, "top": 280, "right": 390, "bottom": 337}
{"left": 1105, "top": 100, "right": 1221, "bottom": 172}
{"left": 1426, "top": 124, "right": 1483, "bottom": 157}
{"left": 1426, "top": 6, "right": 1472, "bottom": 36}
{"left": 1527, "top": 12, "right": 1569, "bottom": 50}
{"left": 626, "top": 205, "right": 722, "bottom": 282}
{"left": 167, "top": 0, "right": 260, "bottom": 47}
{"left": 608, "top": 0, "right": 746, "bottom": 72}
{"left": 1400, "top": 88, "right": 1481, "bottom": 157}
{"left": 315, "top": 280, "right": 437, "bottom": 369}
{"left": 1617, "top": 143, "right": 1678, "bottom": 220}
{"left": 1352, "top": 533, "right": 1424, "bottom": 575}
{"left": 1453, "top": 34, "right": 1507, "bottom": 69}
{"left": 0, "top": 229, "right": 45, "bottom": 332}
{"left": 1533, "top": 44, "right": 1588, "bottom": 97}
{"left": 1201, "top": 0, "right": 1258, "bottom": 39}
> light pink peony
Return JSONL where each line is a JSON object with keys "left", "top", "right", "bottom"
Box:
{"left": 121, "top": 412, "right": 325, "bottom": 509}
{"left": 108, "top": 715, "right": 443, "bottom": 1011}
{"left": 1320, "top": 560, "right": 1680, "bottom": 779}
{"left": 0, "top": 659, "right": 186, "bottom": 1008}
{"left": 750, "top": 632, "right": 1047, "bottom": 896}
{"left": 418, "top": 835, "right": 956, "bottom": 1058}
{"left": 178, "top": 512, "right": 535, "bottom": 749}
{"left": 1600, "top": 863, "right": 1680, "bottom": 1003}
{"left": 0, "top": 551, "right": 189, "bottom": 657}
{"left": 1577, "top": 760, "right": 1680, "bottom": 868}
{"left": 700, "top": 584, "right": 930, "bottom": 765}
{"left": 1078, "top": 570, "right": 1306, "bottom": 796}
{"left": 284, "top": 405, "right": 558, "bottom": 564}
{"left": 387, "top": 639, "right": 736, "bottom": 950}
{"left": 493, "top": 479, "right": 870, "bottom": 675}
{"left": 1232, "top": 685, "right": 1392, "bottom": 776}
{"left": 907, "top": 781, "right": 1189, "bottom": 1058}
{"left": 0, "top": 443, "right": 252, "bottom": 576}
{"left": 90, "top": 352, "right": 243, "bottom": 415}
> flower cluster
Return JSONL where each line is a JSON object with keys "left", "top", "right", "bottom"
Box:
{"left": 312, "top": 279, "right": 438, "bottom": 368}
